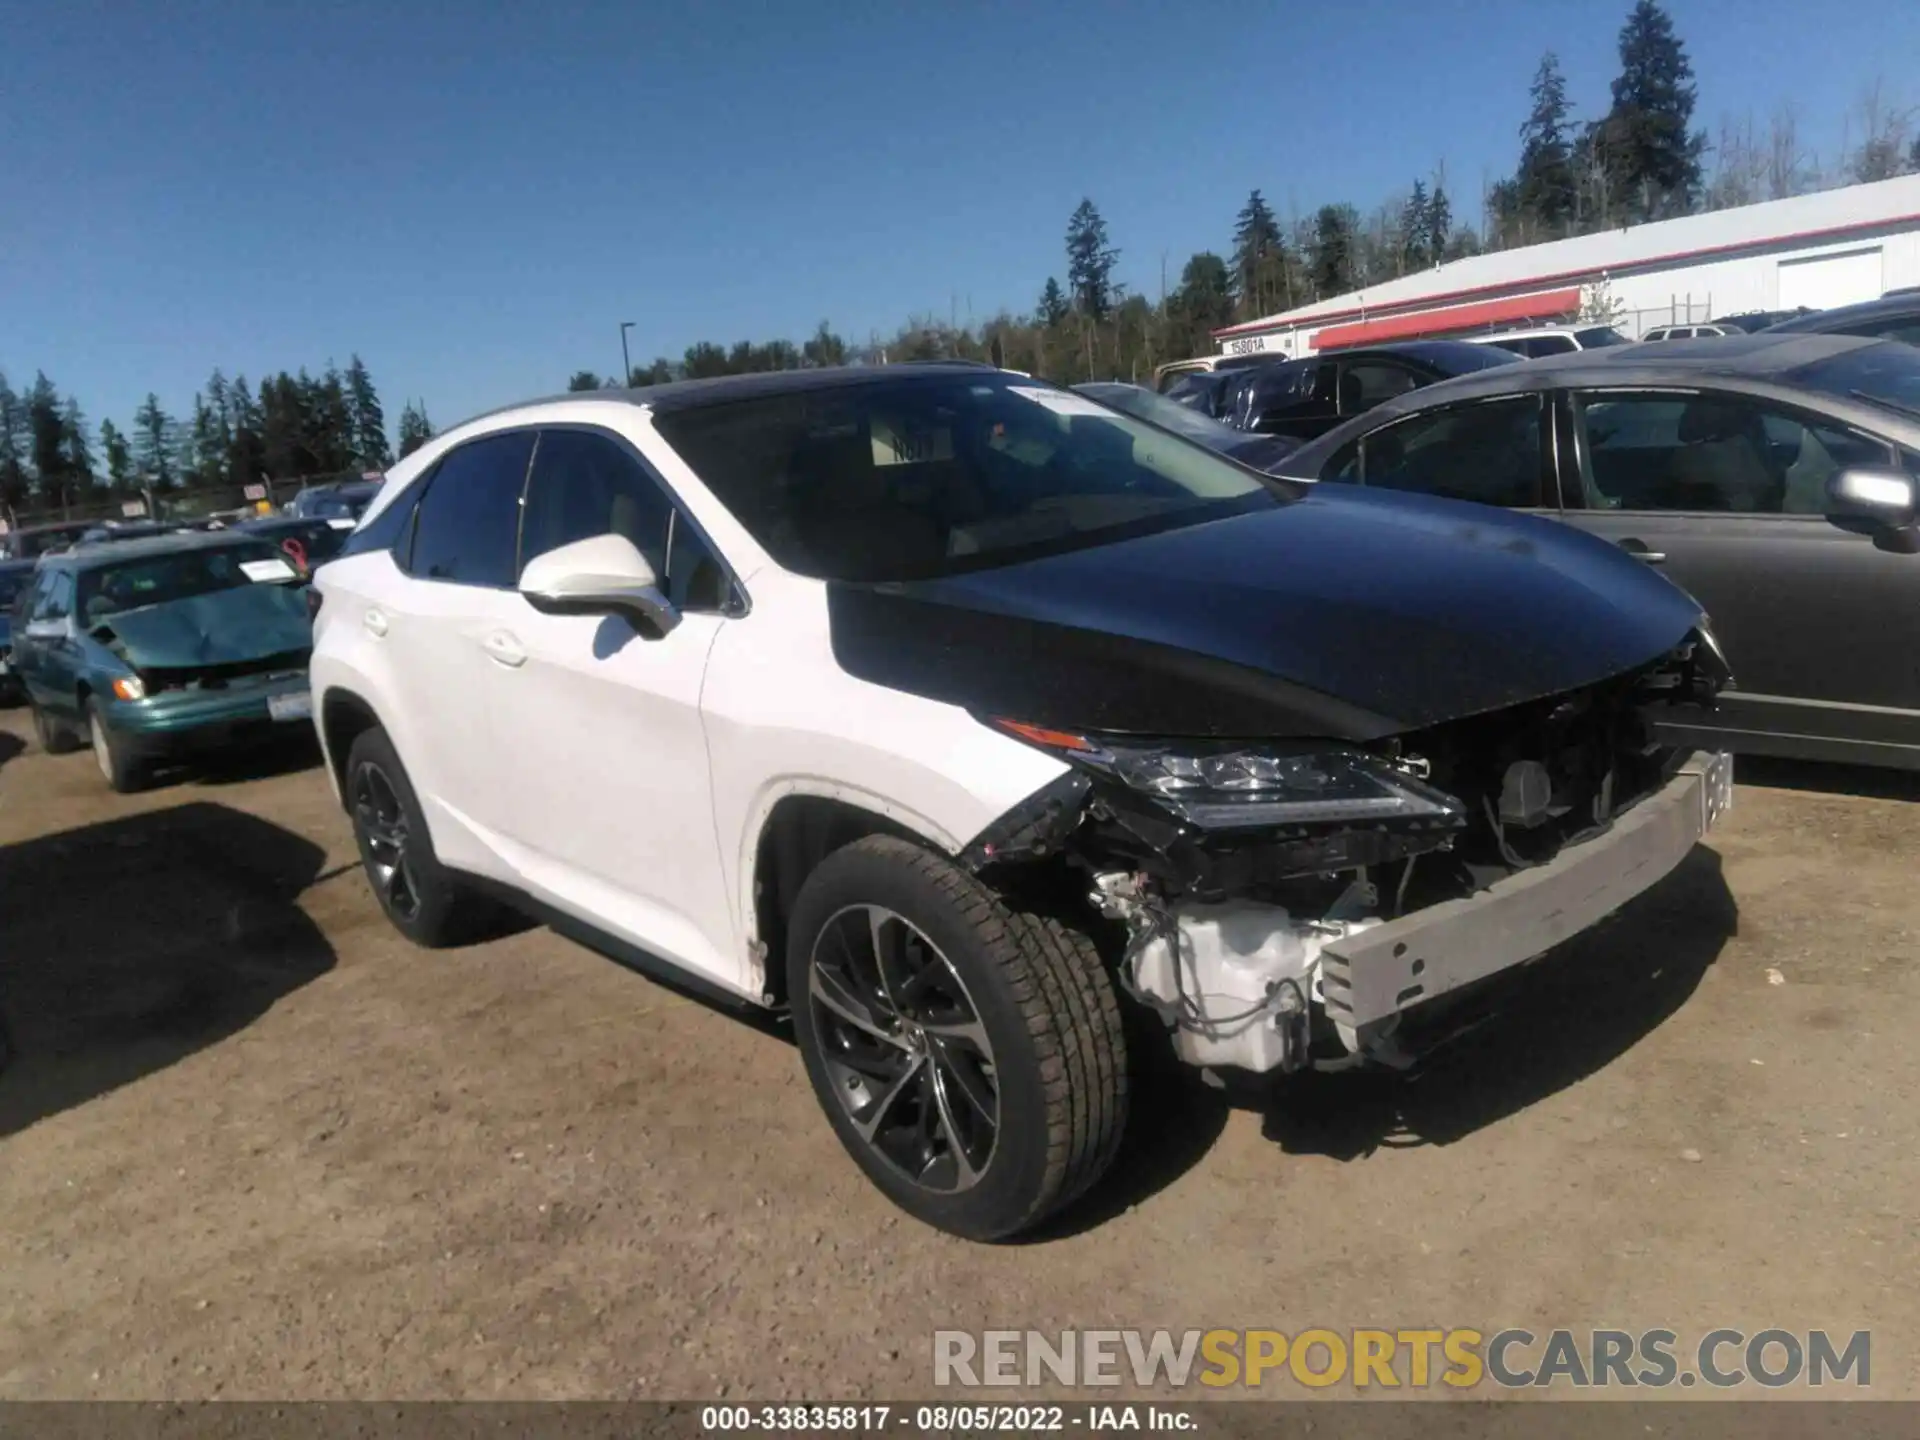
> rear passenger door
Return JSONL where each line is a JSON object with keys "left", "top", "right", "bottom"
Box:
{"left": 490, "top": 426, "right": 742, "bottom": 987}
{"left": 15, "top": 569, "right": 78, "bottom": 719}
{"left": 1556, "top": 388, "right": 1920, "bottom": 755}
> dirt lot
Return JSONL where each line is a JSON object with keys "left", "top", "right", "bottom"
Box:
{"left": 1, "top": 704, "right": 1916, "bottom": 1402}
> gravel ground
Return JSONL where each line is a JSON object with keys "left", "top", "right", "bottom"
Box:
{"left": 1, "top": 707, "right": 1914, "bottom": 1402}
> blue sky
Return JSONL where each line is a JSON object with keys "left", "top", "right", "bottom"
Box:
{"left": 4, "top": 0, "right": 1917, "bottom": 438}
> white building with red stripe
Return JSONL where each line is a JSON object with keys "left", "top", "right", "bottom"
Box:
{"left": 1212, "top": 173, "right": 1920, "bottom": 359}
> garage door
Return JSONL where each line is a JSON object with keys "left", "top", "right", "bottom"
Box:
{"left": 1778, "top": 247, "right": 1884, "bottom": 310}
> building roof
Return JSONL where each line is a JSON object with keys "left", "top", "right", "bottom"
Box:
{"left": 1218, "top": 173, "right": 1920, "bottom": 339}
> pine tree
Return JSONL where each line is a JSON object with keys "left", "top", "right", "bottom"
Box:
{"left": 132, "top": 393, "right": 178, "bottom": 487}
{"left": 1036, "top": 278, "right": 1070, "bottom": 329}
{"left": 1170, "top": 252, "right": 1235, "bottom": 355}
{"left": 1596, "top": 0, "right": 1704, "bottom": 222}
{"left": 1231, "top": 189, "right": 1285, "bottom": 318}
{"left": 1064, "top": 199, "right": 1119, "bottom": 322}
{"left": 397, "top": 401, "right": 433, "bottom": 458}
{"left": 1308, "top": 206, "right": 1358, "bottom": 299}
{"left": 345, "top": 355, "right": 392, "bottom": 469}
{"left": 1400, "top": 181, "right": 1432, "bottom": 270}
{"left": 1425, "top": 184, "right": 1453, "bottom": 265}
{"left": 189, "top": 396, "right": 224, "bottom": 485}
{"left": 1515, "top": 53, "right": 1577, "bottom": 237}
{"left": 227, "top": 374, "right": 267, "bottom": 490}
{"left": 635, "top": 358, "right": 677, "bottom": 385}
{"left": 99, "top": 419, "right": 133, "bottom": 492}
{"left": 60, "top": 399, "right": 93, "bottom": 495}
{"left": 568, "top": 370, "right": 604, "bottom": 391}
{"left": 802, "top": 322, "right": 848, "bottom": 368}
{"left": 0, "top": 371, "right": 31, "bottom": 513}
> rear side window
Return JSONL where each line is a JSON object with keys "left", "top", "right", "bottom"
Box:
{"left": 406, "top": 432, "right": 536, "bottom": 586}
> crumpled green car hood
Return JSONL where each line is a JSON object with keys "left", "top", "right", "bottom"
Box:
{"left": 96, "top": 584, "right": 312, "bottom": 668}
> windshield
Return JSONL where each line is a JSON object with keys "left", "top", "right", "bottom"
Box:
{"left": 1575, "top": 326, "right": 1633, "bottom": 347}
{"left": 1074, "top": 384, "right": 1246, "bottom": 449}
{"left": 651, "top": 374, "right": 1284, "bottom": 582}
{"left": 1792, "top": 343, "right": 1920, "bottom": 421}
{"left": 76, "top": 541, "right": 295, "bottom": 624}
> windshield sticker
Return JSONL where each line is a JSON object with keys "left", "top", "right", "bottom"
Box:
{"left": 240, "top": 557, "right": 298, "bottom": 583}
{"left": 1008, "top": 386, "right": 1114, "bottom": 418}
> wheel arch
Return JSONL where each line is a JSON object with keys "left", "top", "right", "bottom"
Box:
{"left": 319, "top": 686, "right": 386, "bottom": 807}
{"left": 743, "top": 783, "right": 957, "bottom": 1006}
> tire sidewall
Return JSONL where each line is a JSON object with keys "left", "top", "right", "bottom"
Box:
{"left": 787, "top": 842, "right": 1060, "bottom": 1240}
{"left": 86, "top": 699, "right": 143, "bottom": 792}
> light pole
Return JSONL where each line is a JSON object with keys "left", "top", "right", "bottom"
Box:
{"left": 619, "top": 321, "right": 636, "bottom": 388}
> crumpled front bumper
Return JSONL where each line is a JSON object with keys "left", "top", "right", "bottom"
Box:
{"left": 1318, "top": 750, "right": 1733, "bottom": 1043}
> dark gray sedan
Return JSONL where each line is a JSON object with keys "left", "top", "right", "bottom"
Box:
{"left": 1277, "top": 333, "right": 1920, "bottom": 770}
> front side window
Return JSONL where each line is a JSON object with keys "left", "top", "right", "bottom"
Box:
{"left": 1573, "top": 391, "right": 1893, "bottom": 514}
{"left": 406, "top": 431, "right": 536, "bottom": 586}
{"left": 1341, "top": 397, "right": 1545, "bottom": 507}
{"left": 519, "top": 427, "right": 729, "bottom": 611}
{"left": 652, "top": 374, "right": 1283, "bottom": 582}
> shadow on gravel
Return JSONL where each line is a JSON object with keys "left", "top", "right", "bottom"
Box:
{"left": 0, "top": 801, "right": 334, "bottom": 1137}
{"left": 1258, "top": 845, "right": 1738, "bottom": 1160}
{"left": 1734, "top": 755, "right": 1920, "bottom": 803}
{"left": 161, "top": 731, "right": 324, "bottom": 789}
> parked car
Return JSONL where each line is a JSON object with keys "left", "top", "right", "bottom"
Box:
{"left": 0, "top": 519, "right": 98, "bottom": 561}
{"left": 311, "top": 364, "right": 1729, "bottom": 1239}
{"left": 1162, "top": 368, "right": 1245, "bottom": 418}
{"left": 1764, "top": 292, "right": 1920, "bottom": 346}
{"left": 237, "top": 514, "right": 359, "bottom": 575}
{"left": 1224, "top": 340, "right": 1522, "bottom": 441}
{"left": 286, "top": 480, "right": 381, "bottom": 521}
{"left": 1472, "top": 325, "right": 1634, "bottom": 357}
{"left": 1714, "top": 309, "right": 1815, "bottom": 333}
{"left": 0, "top": 559, "right": 36, "bottom": 702}
{"left": 1151, "top": 351, "right": 1291, "bottom": 393}
{"left": 1072, "top": 382, "right": 1300, "bottom": 472}
{"left": 11, "top": 531, "right": 315, "bottom": 791}
{"left": 1275, "top": 332, "right": 1920, "bottom": 769}
{"left": 1641, "top": 323, "right": 1735, "bottom": 341}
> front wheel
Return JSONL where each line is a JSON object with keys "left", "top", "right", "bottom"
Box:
{"left": 344, "top": 726, "right": 503, "bottom": 947}
{"left": 787, "top": 835, "right": 1128, "bottom": 1241}
{"left": 87, "top": 699, "right": 147, "bottom": 792}
{"left": 32, "top": 699, "right": 81, "bottom": 755}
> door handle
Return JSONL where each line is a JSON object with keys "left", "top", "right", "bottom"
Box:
{"left": 363, "top": 607, "right": 390, "bottom": 637}
{"left": 1617, "top": 539, "right": 1666, "bottom": 564}
{"left": 483, "top": 630, "right": 527, "bottom": 668}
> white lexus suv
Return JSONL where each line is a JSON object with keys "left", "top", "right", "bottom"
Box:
{"left": 311, "top": 363, "right": 1731, "bottom": 1239}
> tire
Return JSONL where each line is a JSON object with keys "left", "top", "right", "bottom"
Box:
{"left": 344, "top": 726, "right": 500, "bottom": 947}
{"left": 787, "top": 835, "right": 1128, "bottom": 1241}
{"left": 87, "top": 699, "right": 147, "bottom": 793}
{"left": 32, "top": 699, "right": 81, "bottom": 755}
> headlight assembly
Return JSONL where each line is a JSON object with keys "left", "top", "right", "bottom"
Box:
{"left": 993, "top": 720, "right": 1466, "bottom": 833}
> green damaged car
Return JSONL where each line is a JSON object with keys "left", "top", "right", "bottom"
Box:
{"left": 10, "top": 531, "right": 316, "bottom": 791}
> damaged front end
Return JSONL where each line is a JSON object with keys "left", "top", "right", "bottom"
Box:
{"left": 962, "top": 626, "right": 1734, "bottom": 1077}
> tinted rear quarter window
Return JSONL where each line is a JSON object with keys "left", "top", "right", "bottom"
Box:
{"left": 406, "top": 431, "right": 536, "bottom": 586}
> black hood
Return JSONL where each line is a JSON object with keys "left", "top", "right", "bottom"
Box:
{"left": 826, "top": 485, "right": 1707, "bottom": 741}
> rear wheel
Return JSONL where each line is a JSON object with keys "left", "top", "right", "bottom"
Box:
{"left": 345, "top": 726, "right": 501, "bottom": 947}
{"left": 787, "top": 835, "right": 1127, "bottom": 1240}
{"left": 87, "top": 700, "right": 147, "bottom": 793}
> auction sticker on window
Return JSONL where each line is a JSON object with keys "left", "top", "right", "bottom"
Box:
{"left": 240, "top": 557, "right": 298, "bottom": 583}
{"left": 1008, "top": 386, "right": 1115, "bottom": 418}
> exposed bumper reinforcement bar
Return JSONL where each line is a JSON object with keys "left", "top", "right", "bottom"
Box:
{"left": 1319, "top": 750, "right": 1732, "bottom": 1039}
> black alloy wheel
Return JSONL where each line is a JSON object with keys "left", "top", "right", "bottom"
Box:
{"left": 807, "top": 903, "right": 1000, "bottom": 1193}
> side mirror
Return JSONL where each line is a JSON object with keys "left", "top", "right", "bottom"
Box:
{"left": 518, "top": 533, "right": 680, "bottom": 638}
{"left": 1827, "top": 467, "right": 1920, "bottom": 553}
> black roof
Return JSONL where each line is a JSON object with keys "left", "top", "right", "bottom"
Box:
{"left": 452, "top": 363, "right": 1035, "bottom": 433}
{"left": 1765, "top": 293, "right": 1920, "bottom": 334}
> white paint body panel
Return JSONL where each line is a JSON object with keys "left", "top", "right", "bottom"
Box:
{"left": 311, "top": 399, "right": 1068, "bottom": 1003}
